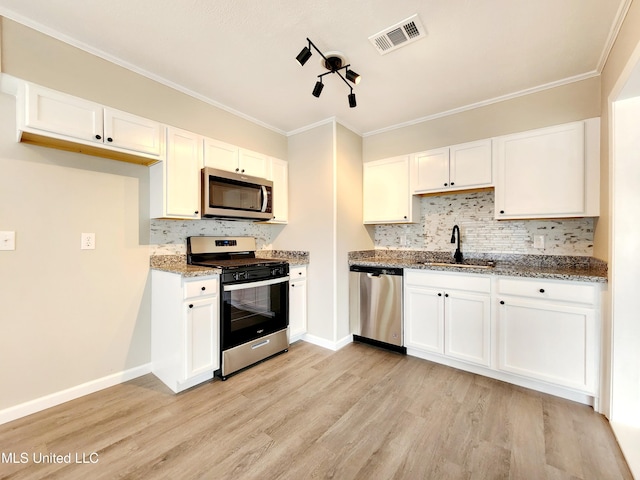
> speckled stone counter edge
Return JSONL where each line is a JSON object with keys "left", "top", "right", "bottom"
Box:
{"left": 150, "top": 251, "right": 310, "bottom": 278}
{"left": 348, "top": 250, "right": 608, "bottom": 283}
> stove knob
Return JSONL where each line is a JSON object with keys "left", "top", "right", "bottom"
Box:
{"left": 233, "top": 273, "right": 240, "bottom": 281}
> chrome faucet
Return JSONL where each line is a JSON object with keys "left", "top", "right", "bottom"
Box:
{"left": 451, "top": 225, "right": 463, "bottom": 263}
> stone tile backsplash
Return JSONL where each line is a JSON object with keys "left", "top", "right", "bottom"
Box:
{"left": 374, "top": 190, "right": 595, "bottom": 256}
{"left": 150, "top": 219, "right": 278, "bottom": 254}
{"left": 151, "top": 190, "right": 594, "bottom": 257}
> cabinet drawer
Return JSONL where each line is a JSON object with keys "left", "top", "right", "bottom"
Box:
{"left": 183, "top": 277, "right": 219, "bottom": 299}
{"left": 497, "top": 277, "right": 597, "bottom": 305}
{"left": 289, "top": 266, "right": 307, "bottom": 280}
{"left": 404, "top": 270, "right": 491, "bottom": 293}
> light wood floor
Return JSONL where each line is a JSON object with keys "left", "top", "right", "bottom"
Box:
{"left": 0, "top": 341, "right": 633, "bottom": 479}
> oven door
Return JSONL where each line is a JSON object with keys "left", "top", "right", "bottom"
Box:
{"left": 221, "top": 276, "right": 289, "bottom": 350}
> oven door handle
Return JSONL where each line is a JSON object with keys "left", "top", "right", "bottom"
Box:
{"left": 223, "top": 276, "right": 290, "bottom": 291}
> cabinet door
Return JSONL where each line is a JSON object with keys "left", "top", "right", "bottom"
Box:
{"left": 449, "top": 139, "right": 492, "bottom": 190}
{"left": 445, "top": 291, "right": 491, "bottom": 366}
{"left": 404, "top": 285, "right": 444, "bottom": 353}
{"left": 364, "top": 156, "right": 416, "bottom": 223}
{"left": 289, "top": 277, "right": 307, "bottom": 340}
{"left": 164, "top": 127, "right": 202, "bottom": 218}
{"left": 203, "top": 138, "right": 239, "bottom": 172}
{"left": 412, "top": 148, "right": 450, "bottom": 193}
{"left": 495, "top": 122, "right": 585, "bottom": 219}
{"left": 267, "top": 158, "right": 288, "bottom": 224}
{"left": 184, "top": 296, "right": 219, "bottom": 380}
{"left": 497, "top": 298, "right": 596, "bottom": 392}
{"left": 239, "top": 149, "right": 269, "bottom": 178}
{"left": 24, "top": 83, "right": 103, "bottom": 143}
{"left": 104, "top": 108, "right": 163, "bottom": 156}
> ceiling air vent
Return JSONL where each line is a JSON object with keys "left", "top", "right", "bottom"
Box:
{"left": 368, "top": 14, "right": 426, "bottom": 55}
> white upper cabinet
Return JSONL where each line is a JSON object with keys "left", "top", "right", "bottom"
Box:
{"left": 239, "top": 148, "right": 269, "bottom": 178}
{"left": 20, "top": 83, "right": 165, "bottom": 165}
{"left": 494, "top": 119, "right": 600, "bottom": 219}
{"left": 266, "top": 157, "right": 288, "bottom": 224}
{"left": 203, "top": 138, "right": 239, "bottom": 172}
{"left": 203, "top": 138, "right": 269, "bottom": 178}
{"left": 150, "top": 126, "right": 202, "bottom": 219}
{"left": 412, "top": 139, "right": 492, "bottom": 194}
{"left": 412, "top": 147, "right": 449, "bottom": 193}
{"left": 25, "top": 84, "right": 104, "bottom": 141}
{"left": 363, "top": 156, "right": 420, "bottom": 224}
{"left": 103, "top": 107, "right": 164, "bottom": 156}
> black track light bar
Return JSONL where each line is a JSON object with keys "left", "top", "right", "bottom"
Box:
{"left": 296, "top": 37, "right": 360, "bottom": 107}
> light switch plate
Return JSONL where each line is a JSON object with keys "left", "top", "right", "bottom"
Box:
{"left": 533, "top": 234, "right": 545, "bottom": 249}
{"left": 0, "top": 231, "right": 16, "bottom": 251}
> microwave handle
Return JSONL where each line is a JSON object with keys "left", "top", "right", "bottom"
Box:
{"left": 261, "top": 186, "right": 268, "bottom": 212}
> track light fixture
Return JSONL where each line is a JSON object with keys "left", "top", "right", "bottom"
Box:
{"left": 295, "top": 38, "right": 360, "bottom": 108}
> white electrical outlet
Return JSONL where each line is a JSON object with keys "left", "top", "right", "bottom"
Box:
{"left": 533, "top": 235, "right": 545, "bottom": 249}
{"left": 0, "top": 231, "right": 16, "bottom": 251}
{"left": 81, "top": 233, "right": 96, "bottom": 250}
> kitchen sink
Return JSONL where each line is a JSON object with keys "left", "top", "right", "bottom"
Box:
{"left": 423, "top": 261, "right": 495, "bottom": 269}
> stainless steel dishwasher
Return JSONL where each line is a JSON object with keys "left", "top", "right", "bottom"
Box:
{"left": 349, "top": 265, "right": 406, "bottom": 353}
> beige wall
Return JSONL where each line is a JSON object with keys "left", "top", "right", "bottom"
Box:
{"left": 0, "top": 17, "right": 287, "bottom": 414}
{"left": 596, "top": 1, "right": 640, "bottom": 262}
{"left": 0, "top": 92, "right": 151, "bottom": 409}
{"left": 277, "top": 123, "right": 335, "bottom": 341}
{"left": 335, "top": 124, "right": 374, "bottom": 340}
{"left": 1, "top": 19, "right": 286, "bottom": 158}
{"left": 275, "top": 121, "right": 373, "bottom": 344}
{"left": 363, "top": 76, "right": 601, "bottom": 162}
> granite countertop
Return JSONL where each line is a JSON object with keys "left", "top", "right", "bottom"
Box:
{"left": 151, "top": 250, "right": 309, "bottom": 278}
{"left": 348, "top": 250, "right": 607, "bottom": 283}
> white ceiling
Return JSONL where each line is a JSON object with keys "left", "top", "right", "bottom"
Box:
{"left": 0, "top": 0, "right": 630, "bottom": 135}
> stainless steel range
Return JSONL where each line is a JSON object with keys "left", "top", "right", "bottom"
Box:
{"left": 187, "top": 236, "right": 289, "bottom": 380}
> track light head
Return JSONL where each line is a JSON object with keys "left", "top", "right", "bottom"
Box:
{"left": 312, "top": 80, "right": 324, "bottom": 98}
{"left": 348, "top": 92, "right": 357, "bottom": 108}
{"left": 346, "top": 69, "right": 361, "bottom": 85}
{"left": 296, "top": 46, "right": 312, "bottom": 66}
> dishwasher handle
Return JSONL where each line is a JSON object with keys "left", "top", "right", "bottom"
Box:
{"left": 349, "top": 265, "right": 403, "bottom": 276}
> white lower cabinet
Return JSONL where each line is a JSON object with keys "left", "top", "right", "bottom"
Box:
{"left": 496, "top": 277, "right": 599, "bottom": 394}
{"left": 404, "top": 270, "right": 491, "bottom": 367}
{"left": 289, "top": 266, "right": 307, "bottom": 341}
{"left": 404, "top": 270, "right": 602, "bottom": 404}
{"left": 152, "top": 271, "right": 219, "bottom": 393}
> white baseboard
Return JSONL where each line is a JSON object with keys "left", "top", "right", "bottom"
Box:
{"left": 302, "top": 333, "right": 353, "bottom": 351}
{"left": 406, "top": 348, "right": 595, "bottom": 407}
{"left": 0, "top": 363, "right": 152, "bottom": 426}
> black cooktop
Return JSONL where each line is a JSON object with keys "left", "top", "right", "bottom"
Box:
{"left": 189, "top": 256, "right": 287, "bottom": 270}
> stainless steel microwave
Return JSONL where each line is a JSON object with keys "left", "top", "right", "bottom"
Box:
{"left": 201, "top": 167, "right": 273, "bottom": 221}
